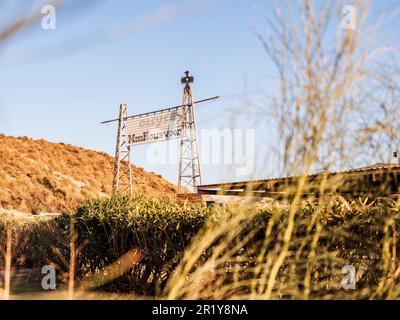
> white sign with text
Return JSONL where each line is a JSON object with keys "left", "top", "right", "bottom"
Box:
{"left": 125, "top": 108, "right": 183, "bottom": 146}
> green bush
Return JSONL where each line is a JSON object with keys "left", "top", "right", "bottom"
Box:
{"left": 1, "top": 196, "right": 400, "bottom": 299}
{"left": 0, "top": 214, "right": 66, "bottom": 270}
{"left": 58, "top": 194, "right": 212, "bottom": 295}
{"left": 0, "top": 213, "right": 67, "bottom": 292}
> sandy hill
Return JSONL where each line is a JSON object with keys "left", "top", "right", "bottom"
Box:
{"left": 0, "top": 134, "right": 179, "bottom": 213}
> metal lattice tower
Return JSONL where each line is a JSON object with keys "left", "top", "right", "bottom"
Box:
{"left": 112, "top": 103, "right": 133, "bottom": 195}
{"left": 178, "top": 71, "right": 203, "bottom": 193}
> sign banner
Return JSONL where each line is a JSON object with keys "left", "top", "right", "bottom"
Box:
{"left": 125, "top": 108, "right": 183, "bottom": 146}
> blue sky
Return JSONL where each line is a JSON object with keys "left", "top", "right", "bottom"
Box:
{"left": 0, "top": 0, "right": 399, "bottom": 186}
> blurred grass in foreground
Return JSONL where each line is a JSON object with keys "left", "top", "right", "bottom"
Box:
{"left": 1, "top": 194, "right": 400, "bottom": 300}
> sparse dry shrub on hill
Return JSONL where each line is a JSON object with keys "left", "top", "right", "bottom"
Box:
{"left": 0, "top": 135, "right": 179, "bottom": 213}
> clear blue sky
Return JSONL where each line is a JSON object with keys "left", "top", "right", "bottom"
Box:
{"left": 0, "top": 0, "right": 399, "bottom": 185}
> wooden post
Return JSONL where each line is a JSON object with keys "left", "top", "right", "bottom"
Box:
{"left": 112, "top": 104, "right": 132, "bottom": 195}
{"left": 3, "top": 223, "right": 12, "bottom": 300}
{"left": 68, "top": 213, "right": 75, "bottom": 300}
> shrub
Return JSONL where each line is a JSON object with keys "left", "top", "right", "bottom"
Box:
{"left": 165, "top": 198, "right": 400, "bottom": 299}
{"left": 0, "top": 212, "right": 68, "bottom": 292}
{"left": 57, "top": 194, "right": 212, "bottom": 295}
{"left": 2, "top": 196, "right": 400, "bottom": 299}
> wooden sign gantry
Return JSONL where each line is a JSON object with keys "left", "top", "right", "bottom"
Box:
{"left": 112, "top": 103, "right": 133, "bottom": 195}
{"left": 101, "top": 72, "right": 219, "bottom": 196}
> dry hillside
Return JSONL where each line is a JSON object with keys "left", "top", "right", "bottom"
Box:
{"left": 0, "top": 134, "right": 179, "bottom": 213}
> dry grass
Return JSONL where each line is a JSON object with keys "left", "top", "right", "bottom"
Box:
{"left": 163, "top": 198, "right": 400, "bottom": 300}
{"left": 3, "top": 196, "right": 400, "bottom": 300}
{"left": 0, "top": 134, "right": 179, "bottom": 213}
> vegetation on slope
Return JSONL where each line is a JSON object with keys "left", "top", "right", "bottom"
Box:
{"left": 0, "top": 134, "right": 178, "bottom": 213}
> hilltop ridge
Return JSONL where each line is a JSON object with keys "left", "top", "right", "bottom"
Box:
{"left": 0, "top": 134, "right": 178, "bottom": 213}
